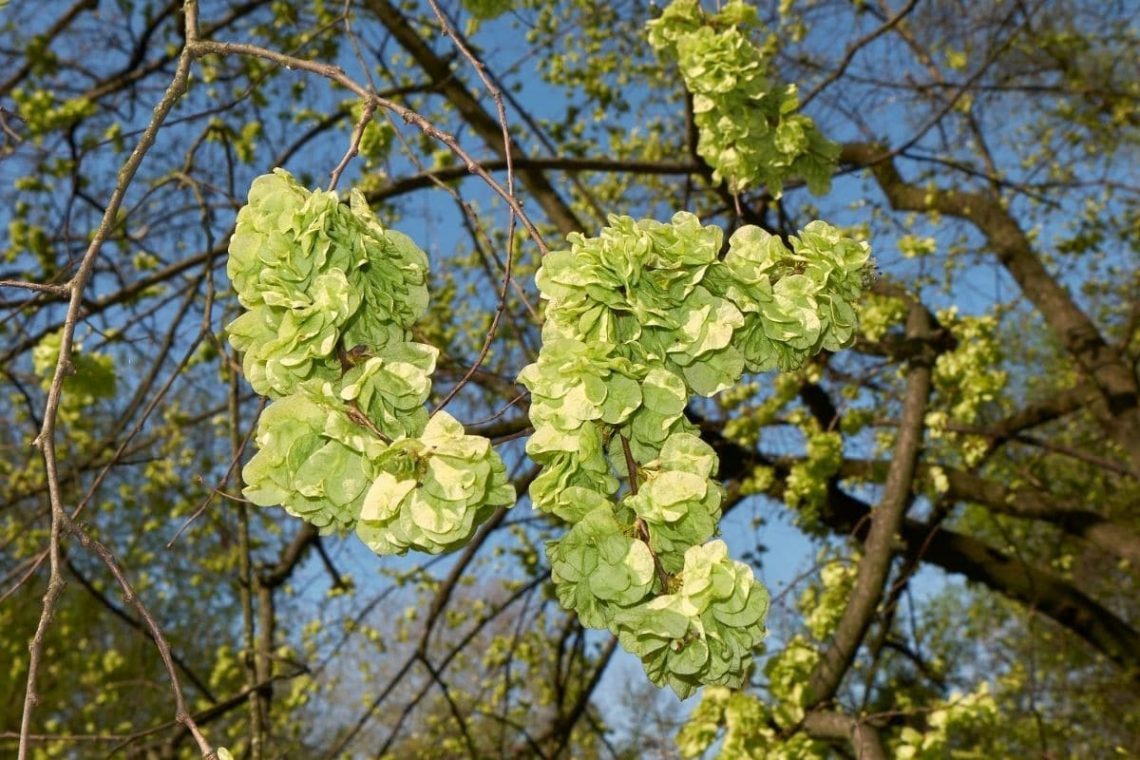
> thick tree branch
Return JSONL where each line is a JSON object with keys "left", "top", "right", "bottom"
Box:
{"left": 842, "top": 460, "right": 1140, "bottom": 566}
{"left": 941, "top": 468, "right": 1140, "bottom": 566}
{"left": 806, "top": 304, "right": 935, "bottom": 705}
{"left": 805, "top": 476, "right": 1140, "bottom": 676}
{"left": 802, "top": 710, "right": 888, "bottom": 760}
{"left": 967, "top": 384, "right": 1099, "bottom": 460}
{"left": 705, "top": 428, "right": 1140, "bottom": 678}
{"left": 258, "top": 524, "right": 319, "bottom": 589}
{"left": 842, "top": 142, "right": 1140, "bottom": 471}
{"left": 900, "top": 516, "right": 1140, "bottom": 678}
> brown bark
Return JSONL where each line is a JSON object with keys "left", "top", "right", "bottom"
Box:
{"left": 842, "top": 142, "right": 1140, "bottom": 473}
{"left": 839, "top": 459, "right": 1140, "bottom": 567}
{"left": 706, "top": 430, "right": 1140, "bottom": 678}
{"left": 806, "top": 304, "right": 935, "bottom": 705}
{"left": 802, "top": 710, "right": 888, "bottom": 760}
{"left": 941, "top": 468, "right": 1140, "bottom": 566}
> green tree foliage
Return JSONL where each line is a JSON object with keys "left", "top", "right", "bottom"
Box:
{"left": 228, "top": 169, "right": 513, "bottom": 545}
{"left": 1, "top": 0, "right": 1137, "bottom": 758}
{"left": 519, "top": 211, "right": 868, "bottom": 696}
{"left": 646, "top": 0, "right": 839, "bottom": 196}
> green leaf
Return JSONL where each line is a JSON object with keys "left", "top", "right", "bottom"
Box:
{"left": 242, "top": 386, "right": 375, "bottom": 532}
{"left": 642, "top": 366, "right": 688, "bottom": 417}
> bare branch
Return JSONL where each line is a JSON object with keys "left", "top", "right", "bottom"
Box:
{"left": 806, "top": 302, "right": 935, "bottom": 706}
{"left": 19, "top": 2, "right": 213, "bottom": 756}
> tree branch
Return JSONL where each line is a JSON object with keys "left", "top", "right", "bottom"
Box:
{"left": 942, "top": 467, "right": 1140, "bottom": 565}
{"left": 362, "top": 0, "right": 585, "bottom": 236}
{"left": 365, "top": 157, "right": 702, "bottom": 203}
{"left": 704, "top": 423, "right": 1140, "bottom": 678}
{"left": 806, "top": 303, "right": 935, "bottom": 705}
{"left": 802, "top": 710, "right": 888, "bottom": 760}
{"left": 842, "top": 141, "right": 1140, "bottom": 471}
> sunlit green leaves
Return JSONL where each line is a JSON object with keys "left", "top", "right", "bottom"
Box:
{"left": 614, "top": 541, "right": 769, "bottom": 699}
{"left": 520, "top": 210, "right": 868, "bottom": 697}
{"left": 710, "top": 221, "right": 872, "bottom": 371}
{"left": 623, "top": 433, "right": 724, "bottom": 573}
{"left": 518, "top": 338, "right": 643, "bottom": 437}
{"left": 462, "top": 0, "right": 513, "bottom": 20}
{"left": 226, "top": 169, "right": 428, "bottom": 397}
{"left": 242, "top": 382, "right": 375, "bottom": 532}
{"left": 32, "top": 330, "right": 117, "bottom": 449}
{"left": 647, "top": 0, "right": 838, "bottom": 196}
{"left": 339, "top": 342, "right": 437, "bottom": 441}
{"left": 894, "top": 683, "right": 999, "bottom": 759}
{"left": 528, "top": 448, "right": 618, "bottom": 523}
{"left": 227, "top": 171, "right": 513, "bottom": 550}
{"left": 10, "top": 88, "right": 95, "bottom": 139}
{"left": 535, "top": 212, "right": 721, "bottom": 347}
{"left": 355, "top": 411, "right": 515, "bottom": 555}
{"left": 547, "top": 507, "right": 657, "bottom": 628}
{"left": 676, "top": 686, "right": 798, "bottom": 759}
{"left": 524, "top": 210, "right": 763, "bottom": 697}
{"left": 32, "top": 329, "right": 116, "bottom": 406}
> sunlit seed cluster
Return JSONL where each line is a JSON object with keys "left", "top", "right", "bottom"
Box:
{"left": 647, "top": 0, "right": 839, "bottom": 197}
{"left": 227, "top": 170, "right": 513, "bottom": 548}
{"left": 520, "top": 211, "right": 871, "bottom": 697}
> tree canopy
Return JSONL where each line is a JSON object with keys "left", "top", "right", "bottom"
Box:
{"left": 1, "top": 0, "right": 1137, "bottom": 757}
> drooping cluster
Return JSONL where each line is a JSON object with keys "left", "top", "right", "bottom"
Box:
{"left": 616, "top": 541, "right": 769, "bottom": 698}
{"left": 708, "top": 222, "right": 871, "bottom": 371}
{"left": 647, "top": 0, "right": 839, "bottom": 197}
{"left": 228, "top": 170, "right": 514, "bottom": 549}
{"left": 227, "top": 169, "right": 428, "bottom": 398}
{"left": 520, "top": 212, "right": 871, "bottom": 697}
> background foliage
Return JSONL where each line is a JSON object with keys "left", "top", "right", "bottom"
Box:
{"left": 1, "top": 0, "right": 1137, "bottom": 757}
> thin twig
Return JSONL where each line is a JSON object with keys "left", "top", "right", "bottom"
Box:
{"left": 800, "top": 0, "right": 921, "bottom": 110}
{"left": 324, "top": 504, "right": 516, "bottom": 758}
{"left": 189, "top": 38, "right": 549, "bottom": 255}
{"left": 168, "top": 396, "right": 265, "bottom": 548}
{"left": 327, "top": 100, "right": 375, "bottom": 191}
{"left": 422, "top": 0, "right": 521, "bottom": 417}
{"left": 0, "top": 279, "right": 70, "bottom": 296}
{"left": 416, "top": 653, "right": 479, "bottom": 758}
{"left": 67, "top": 513, "right": 216, "bottom": 755}
{"left": 621, "top": 435, "right": 671, "bottom": 592}
{"left": 18, "top": 2, "right": 213, "bottom": 757}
